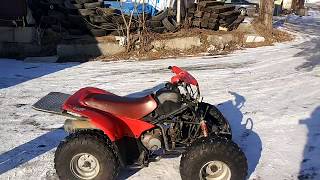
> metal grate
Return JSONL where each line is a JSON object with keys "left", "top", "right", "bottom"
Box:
{"left": 32, "top": 92, "right": 71, "bottom": 114}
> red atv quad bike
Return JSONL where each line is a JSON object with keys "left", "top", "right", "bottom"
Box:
{"left": 33, "top": 66, "right": 247, "bottom": 180}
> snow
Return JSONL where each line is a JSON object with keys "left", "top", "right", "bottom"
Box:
{"left": 0, "top": 5, "right": 320, "bottom": 180}
{"left": 306, "top": 0, "right": 320, "bottom": 4}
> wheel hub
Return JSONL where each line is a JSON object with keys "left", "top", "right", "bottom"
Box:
{"left": 199, "top": 161, "right": 231, "bottom": 180}
{"left": 70, "top": 153, "right": 100, "bottom": 179}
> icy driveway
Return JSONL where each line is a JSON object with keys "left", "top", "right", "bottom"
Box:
{"left": 1, "top": 10, "right": 320, "bottom": 180}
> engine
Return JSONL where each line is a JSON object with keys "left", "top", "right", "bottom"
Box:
{"left": 141, "top": 129, "right": 162, "bottom": 151}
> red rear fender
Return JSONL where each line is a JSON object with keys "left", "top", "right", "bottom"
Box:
{"left": 63, "top": 87, "right": 113, "bottom": 110}
{"left": 85, "top": 110, "right": 155, "bottom": 141}
{"left": 77, "top": 110, "right": 155, "bottom": 141}
{"left": 62, "top": 87, "right": 155, "bottom": 141}
{"left": 88, "top": 111, "right": 121, "bottom": 141}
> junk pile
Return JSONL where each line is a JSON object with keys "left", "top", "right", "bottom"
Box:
{"left": 29, "top": 0, "right": 245, "bottom": 37}
{"left": 30, "top": 0, "right": 133, "bottom": 36}
{"left": 187, "top": 1, "right": 244, "bottom": 31}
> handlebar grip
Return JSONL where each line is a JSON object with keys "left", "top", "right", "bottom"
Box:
{"left": 168, "top": 66, "right": 172, "bottom": 70}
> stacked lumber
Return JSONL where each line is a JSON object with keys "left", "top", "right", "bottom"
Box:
{"left": 187, "top": 1, "right": 244, "bottom": 31}
{"left": 29, "top": 0, "right": 133, "bottom": 37}
{"left": 29, "top": 0, "right": 245, "bottom": 37}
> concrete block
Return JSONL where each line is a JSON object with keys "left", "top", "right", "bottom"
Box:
{"left": 207, "top": 34, "right": 238, "bottom": 48}
{"left": 57, "top": 42, "right": 125, "bottom": 57}
{"left": 24, "top": 56, "right": 58, "bottom": 63}
{"left": 237, "top": 23, "right": 256, "bottom": 33}
{"left": 0, "top": 27, "right": 35, "bottom": 43}
{"left": 23, "top": 43, "right": 42, "bottom": 54}
{"left": 97, "top": 43, "right": 126, "bottom": 55}
{"left": 0, "top": 42, "right": 41, "bottom": 57}
{"left": 152, "top": 37, "right": 201, "bottom": 50}
{"left": 245, "top": 35, "right": 265, "bottom": 43}
{"left": 0, "top": 27, "right": 14, "bottom": 42}
{"left": 14, "top": 27, "right": 36, "bottom": 43}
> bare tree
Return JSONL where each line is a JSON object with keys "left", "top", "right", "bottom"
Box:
{"left": 259, "top": 0, "right": 274, "bottom": 30}
{"left": 298, "top": 0, "right": 306, "bottom": 15}
{"left": 292, "top": 0, "right": 305, "bottom": 15}
{"left": 118, "top": 0, "right": 149, "bottom": 52}
{"left": 121, "top": 10, "right": 134, "bottom": 52}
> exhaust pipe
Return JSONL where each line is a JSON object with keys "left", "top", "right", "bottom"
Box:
{"left": 64, "top": 119, "right": 97, "bottom": 133}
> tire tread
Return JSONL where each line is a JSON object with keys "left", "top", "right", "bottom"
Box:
{"left": 54, "top": 130, "right": 120, "bottom": 180}
{"left": 180, "top": 136, "right": 247, "bottom": 180}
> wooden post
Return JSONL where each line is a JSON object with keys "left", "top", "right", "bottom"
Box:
{"left": 298, "top": 0, "right": 305, "bottom": 15}
{"left": 292, "top": 0, "right": 306, "bottom": 15}
{"left": 177, "top": 0, "right": 181, "bottom": 25}
{"left": 299, "top": 0, "right": 305, "bottom": 8}
{"left": 291, "top": 0, "right": 298, "bottom": 11}
{"left": 259, "top": 0, "right": 274, "bottom": 30}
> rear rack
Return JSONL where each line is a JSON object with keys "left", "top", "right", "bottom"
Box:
{"left": 32, "top": 92, "right": 71, "bottom": 114}
{"left": 32, "top": 92, "right": 88, "bottom": 120}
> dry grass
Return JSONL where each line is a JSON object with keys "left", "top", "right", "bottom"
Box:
{"left": 252, "top": 20, "right": 294, "bottom": 43}
{"left": 97, "top": 28, "right": 247, "bottom": 61}
{"left": 95, "top": 19, "right": 293, "bottom": 61}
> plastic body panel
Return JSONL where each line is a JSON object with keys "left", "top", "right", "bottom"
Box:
{"left": 84, "top": 94, "right": 157, "bottom": 119}
{"left": 170, "top": 66, "right": 198, "bottom": 86}
{"left": 62, "top": 87, "right": 155, "bottom": 141}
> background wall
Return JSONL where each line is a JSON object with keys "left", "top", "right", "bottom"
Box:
{"left": 0, "top": 0, "right": 27, "bottom": 18}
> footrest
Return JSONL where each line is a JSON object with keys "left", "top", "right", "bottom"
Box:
{"left": 32, "top": 92, "right": 71, "bottom": 114}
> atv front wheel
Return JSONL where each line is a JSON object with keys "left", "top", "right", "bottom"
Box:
{"left": 199, "top": 102, "right": 232, "bottom": 139}
{"left": 54, "top": 130, "right": 119, "bottom": 180}
{"left": 180, "top": 137, "right": 247, "bottom": 180}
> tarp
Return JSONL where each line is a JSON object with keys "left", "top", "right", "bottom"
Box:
{"left": 0, "top": 0, "right": 27, "bottom": 18}
{"left": 105, "top": 0, "right": 195, "bottom": 15}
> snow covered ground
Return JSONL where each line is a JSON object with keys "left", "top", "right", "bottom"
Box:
{"left": 1, "top": 4, "right": 320, "bottom": 180}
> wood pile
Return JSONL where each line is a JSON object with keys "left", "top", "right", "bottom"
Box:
{"left": 187, "top": 1, "right": 245, "bottom": 31}
{"left": 29, "top": 0, "right": 245, "bottom": 37}
{"left": 30, "top": 0, "right": 135, "bottom": 37}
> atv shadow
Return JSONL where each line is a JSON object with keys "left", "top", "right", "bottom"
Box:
{"left": 0, "top": 128, "right": 66, "bottom": 175}
{"left": 298, "top": 106, "right": 320, "bottom": 179}
{"left": 217, "top": 91, "right": 262, "bottom": 178}
{"left": 117, "top": 168, "right": 141, "bottom": 180}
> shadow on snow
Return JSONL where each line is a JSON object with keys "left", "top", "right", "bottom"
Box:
{"left": 217, "top": 91, "right": 262, "bottom": 178}
{"left": 0, "top": 59, "right": 78, "bottom": 89}
{"left": 283, "top": 11, "right": 320, "bottom": 71}
{"left": 298, "top": 106, "right": 320, "bottom": 179}
{"left": 294, "top": 37, "right": 320, "bottom": 71}
{"left": 0, "top": 128, "right": 66, "bottom": 175}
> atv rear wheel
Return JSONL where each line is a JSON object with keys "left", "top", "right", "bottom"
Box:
{"left": 54, "top": 130, "right": 119, "bottom": 180}
{"left": 180, "top": 136, "right": 247, "bottom": 180}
